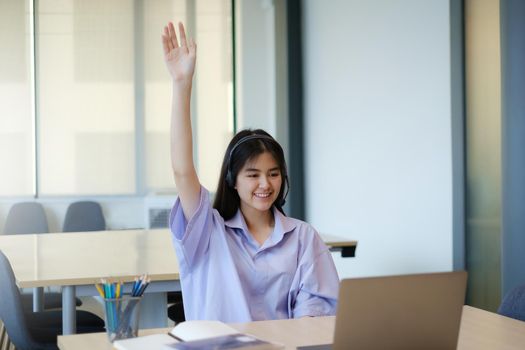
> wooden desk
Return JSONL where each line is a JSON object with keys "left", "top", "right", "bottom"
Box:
{"left": 0, "top": 229, "right": 180, "bottom": 335}
{"left": 56, "top": 306, "right": 525, "bottom": 350}
{"left": 0, "top": 229, "right": 355, "bottom": 335}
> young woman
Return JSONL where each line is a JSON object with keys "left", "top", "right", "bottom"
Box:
{"left": 163, "top": 22, "right": 339, "bottom": 323}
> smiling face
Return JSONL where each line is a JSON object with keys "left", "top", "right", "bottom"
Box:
{"left": 235, "top": 151, "right": 282, "bottom": 216}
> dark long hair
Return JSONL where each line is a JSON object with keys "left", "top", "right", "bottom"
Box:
{"left": 213, "top": 129, "right": 289, "bottom": 220}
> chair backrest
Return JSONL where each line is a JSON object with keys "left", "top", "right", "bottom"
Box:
{"left": 498, "top": 284, "right": 525, "bottom": 321}
{"left": 3, "top": 202, "right": 49, "bottom": 235}
{"left": 0, "top": 250, "right": 42, "bottom": 349}
{"left": 62, "top": 201, "right": 106, "bottom": 232}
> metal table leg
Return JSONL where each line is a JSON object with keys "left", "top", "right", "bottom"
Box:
{"left": 33, "top": 287, "right": 44, "bottom": 312}
{"left": 139, "top": 292, "right": 168, "bottom": 329}
{"left": 62, "top": 286, "right": 77, "bottom": 335}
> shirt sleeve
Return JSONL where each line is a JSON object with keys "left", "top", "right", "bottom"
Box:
{"left": 169, "top": 186, "right": 221, "bottom": 272}
{"left": 292, "top": 235, "right": 340, "bottom": 318}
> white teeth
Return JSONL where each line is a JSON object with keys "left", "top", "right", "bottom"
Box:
{"left": 254, "top": 193, "right": 271, "bottom": 198}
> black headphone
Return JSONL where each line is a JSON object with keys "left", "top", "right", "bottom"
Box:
{"left": 225, "top": 134, "right": 290, "bottom": 206}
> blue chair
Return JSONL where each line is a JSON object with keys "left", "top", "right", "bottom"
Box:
{"left": 0, "top": 250, "right": 105, "bottom": 350}
{"left": 3, "top": 202, "right": 81, "bottom": 311}
{"left": 62, "top": 201, "right": 106, "bottom": 232}
{"left": 4, "top": 202, "right": 49, "bottom": 235}
{"left": 498, "top": 283, "right": 525, "bottom": 322}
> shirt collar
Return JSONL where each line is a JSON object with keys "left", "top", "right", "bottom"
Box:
{"left": 224, "top": 209, "right": 247, "bottom": 231}
{"left": 272, "top": 207, "right": 297, "bottom": 237}
{"left": 225, "top": 207, "right": 297, "bottom": 248}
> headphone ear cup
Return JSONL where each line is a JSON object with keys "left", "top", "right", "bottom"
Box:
{"left": 225, "top": 170, "right": 234, "bottom": 188}
{"left": 279, "top": 175, "right": 290, "bottom": 207}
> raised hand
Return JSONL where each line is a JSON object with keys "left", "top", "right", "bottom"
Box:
{"left": 164, "top": 22, "right": 201, "bottom": 220}
{"left": 162, "top": 22, "right": 196, "bottom": 82}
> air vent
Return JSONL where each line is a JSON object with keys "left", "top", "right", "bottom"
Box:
{"left": 149, "top": 208, "right": 170, "bottom": 228}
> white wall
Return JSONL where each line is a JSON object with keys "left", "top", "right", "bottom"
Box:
{"left": 303, "top": 0, "right": 453, "bottom": 278}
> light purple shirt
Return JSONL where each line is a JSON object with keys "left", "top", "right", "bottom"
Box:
{"left": 169, "top": 186, "right": 339, "bottom": 322}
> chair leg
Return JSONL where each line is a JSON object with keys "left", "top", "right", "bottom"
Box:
{"left": 0, "top": 320, "right": 7, "bottom": 350}
{"left": 0, "top": 321, "right": 15, "bottom": 350}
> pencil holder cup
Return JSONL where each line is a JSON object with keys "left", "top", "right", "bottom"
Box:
{"left": 103, "top": 295, "right": 142, "bottom": 342}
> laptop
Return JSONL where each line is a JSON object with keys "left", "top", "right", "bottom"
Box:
{"left": 299, "top": 271, "right": 467, "bottom": 350}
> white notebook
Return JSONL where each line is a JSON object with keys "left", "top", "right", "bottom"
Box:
{"left": 114, "top": 320, "right": 282, "bottom": 350}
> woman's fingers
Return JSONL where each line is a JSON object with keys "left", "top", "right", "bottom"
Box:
{"left": 163, "top": 21, "right": 194, "bottom": 57}
{"left": 162, "top": 35, "right": 170, "bottom": 54}
{"left": 162, "top": 26, "right": 172, "bottom": 54}
{"left": 168, "top": 22, "right": 179, "bottom": 49}
{"left": 178, "top": 22, "right": 188, "bottom": 47}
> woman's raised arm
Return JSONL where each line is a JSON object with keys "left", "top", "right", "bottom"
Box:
{"left": 162, "top": 22, "right": 200, "bottom": 220}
